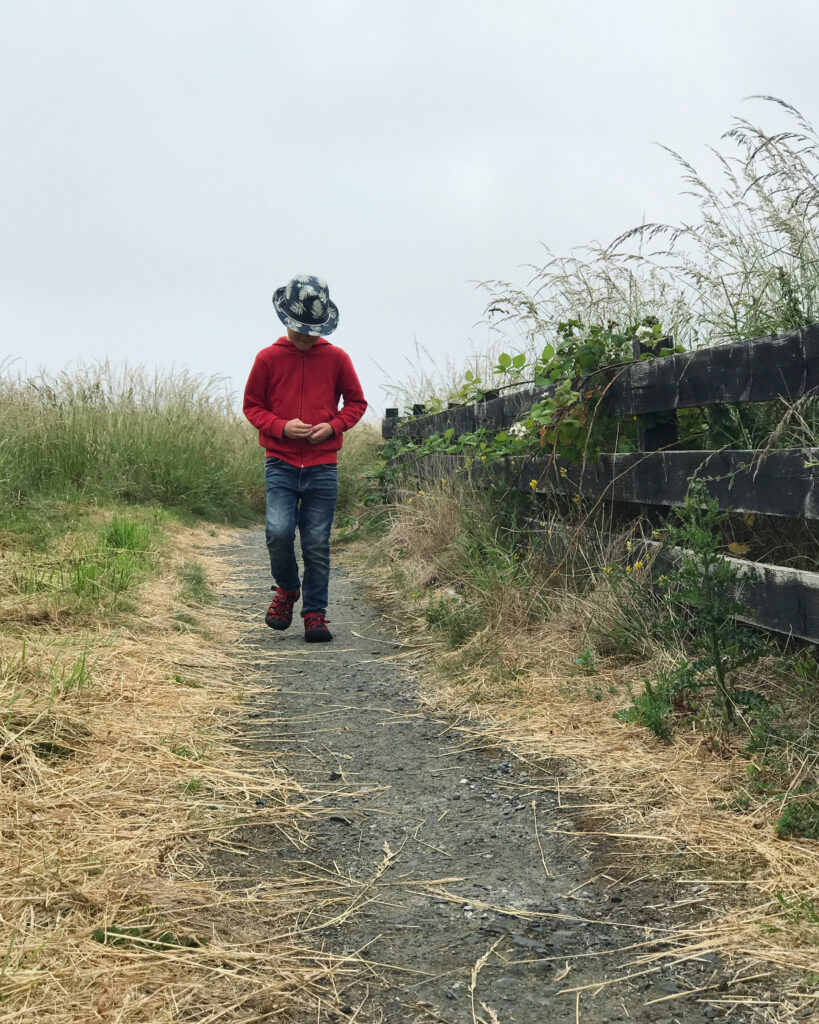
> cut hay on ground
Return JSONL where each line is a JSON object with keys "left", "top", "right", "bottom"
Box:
{"left": 0, "top": 523, "right": 359, "bottom": 1022}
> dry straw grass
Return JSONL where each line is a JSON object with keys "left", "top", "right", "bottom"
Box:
{"left": 364, "top": 487, "right": 819, "bottom": 984}
{"left": 0, "top": 522, "right": 358, "bottom": 1022}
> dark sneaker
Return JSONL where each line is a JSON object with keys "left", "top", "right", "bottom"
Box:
{"left": 265, "top": 587, "right": 300, "bottom": 630}
{"left": 304, "top": 611, "right": 333, "bottom": 643}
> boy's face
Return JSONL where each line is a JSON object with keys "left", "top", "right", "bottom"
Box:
{"left": 286, "top": 328, "right": 317, "bottom": 350}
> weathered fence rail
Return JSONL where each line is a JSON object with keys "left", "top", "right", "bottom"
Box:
{"left": 383, "top": 323, "right": 819, "bottom": 440}
{"left": 382, "top": 324, "right": 819, "bottom": 643}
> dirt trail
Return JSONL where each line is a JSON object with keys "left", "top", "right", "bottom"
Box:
{"left": 208, "top": 530, "right": 767, "bottom": 1024}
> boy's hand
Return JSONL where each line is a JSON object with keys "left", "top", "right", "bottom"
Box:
{"left": 308, "top": 422, "right": 334, "bottom": 444}
{"left": 283, "top": 418, "right": 313, "bottom": 438}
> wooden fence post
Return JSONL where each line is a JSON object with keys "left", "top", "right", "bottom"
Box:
{"left": 632, "top": 336, "right": 679, "bottom": 525}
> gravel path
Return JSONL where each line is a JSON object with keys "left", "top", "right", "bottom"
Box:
{"left": 209, "top": 530, "right": 764, "bottom": 1024}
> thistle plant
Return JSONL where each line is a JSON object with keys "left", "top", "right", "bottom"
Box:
{"left": 643, "top": 482, "right": 767, "bottom": 735}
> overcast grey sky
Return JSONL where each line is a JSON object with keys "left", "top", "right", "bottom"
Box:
{"left": 2, "top": 0, "right": 818, "bottom": 414}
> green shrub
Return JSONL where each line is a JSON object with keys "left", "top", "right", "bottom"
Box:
{"left": 425, "top": 596, "right": 484, "bottom": 649}
{"left": 776, "top": 797, "right": 819, "bottom": 840}
{"left": 615, "top": 677, "right": 674, "bottom": 743}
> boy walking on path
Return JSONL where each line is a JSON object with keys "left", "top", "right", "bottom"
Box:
{"left": 243, "top": 275, "right": 367, "bottom": 642}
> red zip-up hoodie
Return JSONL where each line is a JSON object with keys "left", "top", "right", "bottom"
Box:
{"left": 243, "top": 337, "right": 367, "bottom": 467}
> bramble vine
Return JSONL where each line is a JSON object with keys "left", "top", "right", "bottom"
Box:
{"left": 374, "top": 319, "right": 685, "bottom": 490}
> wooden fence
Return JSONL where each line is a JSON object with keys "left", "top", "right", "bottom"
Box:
{"left": 381, "top": 324, "right": 819, "bottom": 643}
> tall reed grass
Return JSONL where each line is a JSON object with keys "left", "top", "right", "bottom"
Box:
{"left": 483, "top": 98, "right": 819, "bottom": 349}
{"left": 388, "top": 98, "right": 819, "bottom": 432}
{"left": 0, "top": 362, "right": 264, "bottom": 523}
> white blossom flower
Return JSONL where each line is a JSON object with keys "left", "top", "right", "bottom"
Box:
{"left": 635, "top": 325, "right": 653, "bottom": 339}
{"left": 508, "top": 422, "right": 528, "bottom": 438}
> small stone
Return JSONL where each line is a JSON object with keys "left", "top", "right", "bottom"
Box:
{"left": 329, "top": 770, "right": 343, "bottom": 781}
{"left": 656, "top": 978, "right": 678, "bottom": 994}
{"left": 255, "top": 799, "right": 266, "bottom": 808}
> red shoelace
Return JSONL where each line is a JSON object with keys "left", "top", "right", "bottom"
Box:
{"left": 304, "top": 611, "right": 329, "bottom": 631}
{"left": 268, "top": 588, "right": 298, "bottom": 618}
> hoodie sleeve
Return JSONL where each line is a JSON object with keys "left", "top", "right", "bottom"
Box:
{"left": 242, "top": 352, "right": 288, "bottom": 440}
{"left": 329, "top": 352, "right": 368, "bottom": 436}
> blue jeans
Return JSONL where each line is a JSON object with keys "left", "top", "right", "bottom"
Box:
{"left": 264, "top": 458, "right": 338, "bottom": 615}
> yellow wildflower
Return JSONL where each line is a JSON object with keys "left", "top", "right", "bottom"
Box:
{"left": 559, "top": 466, "right": 568, "bottom": 478}
{"left": 658, "top": 574, "right": 668, "bottom": 585}
{"left": 602, "top": 566, "right": 613, "bottom": 576}
{"left": 626, "top": 540, "right": 633, "bottom": 551}
{"left": 529, "top": 479, "right": 538, "bottom": 490}
{"left": 481, "top": 455, "right": 487, "bottom": 461}
{"left": 634, "top": 560, "right": 644, "bottom": 571}
{"left": 408, "top": 497, "right": 413, "bottom": 504}
{"left": 626, "top": 565, "right": 633, "bottom": 574}
{"left": 572, "top": 495, "right": 580, "bottom": 503}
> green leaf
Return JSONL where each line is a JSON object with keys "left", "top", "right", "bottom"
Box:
{"left": 498, "top": 353, "right": 512, "bottom": 369}
{"left": 512, "top": 353, "right": 527, "bottom": 369}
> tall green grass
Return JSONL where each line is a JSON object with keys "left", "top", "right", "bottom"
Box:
{"left": 386, "top": 98, "right": 819, "bottom": 437}
{"left": 335, "top": 422, "right": 383, "bottom": 523}
{"left": 0, "top": 363, "right": 264, "bottom": 523}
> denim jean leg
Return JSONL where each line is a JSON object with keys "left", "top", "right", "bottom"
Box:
{"left": 264, "top": 460, "right": 301, "bottom": 592}
{"left": 298, "top": 465, "right": 338, "bottom": 614}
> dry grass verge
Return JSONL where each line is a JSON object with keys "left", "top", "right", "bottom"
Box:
{"left": 0, "top": 519, "right": 357, "bottom": 1022}
{"left": 358, "top": 487, "right": 819, "bottom": 990}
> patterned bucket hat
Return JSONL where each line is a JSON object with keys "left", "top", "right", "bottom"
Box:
{"left": 273, "top": 274, "right": 339, "bottom": 336}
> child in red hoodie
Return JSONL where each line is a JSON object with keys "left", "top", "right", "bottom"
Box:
{"left": 243, "top": 275, "right": 367, "bottom": 642}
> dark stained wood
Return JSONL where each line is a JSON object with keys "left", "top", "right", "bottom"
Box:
{"left": 631, "top": 334, "right": 679, "bottom": 453}
{"left": 382, "top": 324, "right": 819, "bottom": 440}
{"left": 400, "top": 454, "right": 819, "bottom": 642}
{"left": 401, "top": 449, "right": 819, "bottom": 520}
{"left": 602, "top": 323, "right": 819, "bottom": 416}
{"left": 384, "top": 386, "right": 550, "bottom": 439}
{"left": 546, "top": 449, "right": 819, "bottom": 520}
{"left": 734, "top": 558, "right": 819, "bottom": 641}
